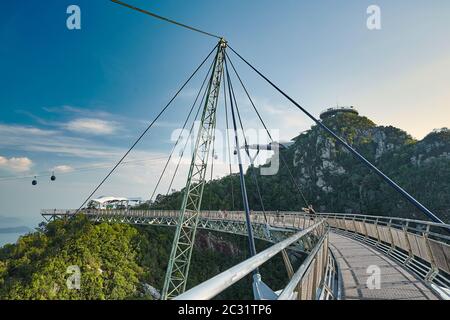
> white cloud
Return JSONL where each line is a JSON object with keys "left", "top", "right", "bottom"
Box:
{"left": 52, "top": 165, "right": 75, "bottom": 173}
{"left": 43, "top": 105, "right": 112, "bottom": 118}
{"left": 0, "top": 155, "right": 33, "bottom": 172}
{"left": 0, "top": 124, "right": 123, "bottom": 159}
{"left": 0, "top": 124, "right": 57, "bottom": 136}
{"left": 64, "top": 118, "right": 119, "bottom": 135}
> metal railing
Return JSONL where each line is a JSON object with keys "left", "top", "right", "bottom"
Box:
{"left": 319, "top": 249, "right": 341, "bottom": 300}
{"left": 278, "top": 231, "right": 329, "bottom": 300}
{"left": 174, "top": 219, "right": 330, "bottom": 300}
{"left": 41, "top": 209, "right": 318, "bottom": 245}
{"left": 318, "top": 213, "right": 450, "bottom": 297}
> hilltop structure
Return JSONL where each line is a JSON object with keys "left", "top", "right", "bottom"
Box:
{"left": 320, "top": 106, "right": 359, "bottom": 120}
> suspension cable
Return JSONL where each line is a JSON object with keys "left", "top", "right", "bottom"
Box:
{"left": 224, "top": 58, "right": 258, "bottom": 260}
{"left": 75, "top": 44, "right": 218, "bottom": 213}
{"left": 225, "top": 51, "right": 310, "bottom": 209}
{"left": 208, "top": 121, "right": 217, "bottom": 210}
{"left": 225, "top": 59, "right": 268, "bottom": 222}
{"left": 165, "top": 70, "right": 211, "bottom": 197}
{"left": 111, "top": 0, "right": 222, "bottom": 39}
{"left": 222, "top": 71, "right": 235, "bottom": 211}
{"left": 228, "top": 45, "right": 443, "bottom": 223}
{"left": 230, "top": 88, "right": 271, "bottom": 217}
{"left": 150, "top": 57, "right": 215, "bottom": 201}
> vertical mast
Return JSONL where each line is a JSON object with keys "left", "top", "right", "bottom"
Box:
{"left": 225, "top": 61, "right": 277, "bottom": 300}
{"left": 225, "top": 65, "right": 258, "bottom": 260}
{"left": 162, "top": 39, "right": 227, "bottom": 300}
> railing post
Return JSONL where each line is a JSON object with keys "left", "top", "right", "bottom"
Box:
{"left": 403, "top": 221, "right": 413, "bottom": 266}
{"left": 423, "top": 224, "right": 438, "bottom": 282}
{"left": 387, "top": 218, "right": 396, "bottom": 254}
{"left": 310, "top": 257, "right": 318, "bottom": 300}
{"left": 321, "top": 236, "right": 329, "bottom": 280}
{"left": 362, "top": 216, "right": 369, "bottom": 241}
{"left": 281, "top": 249, "right": 294, "bottom": 279}
{"left": 374, "top": 218, "right": 382, "bottom": 247}
{"left": 352, "top": 216, "right": 358, "bottom": 235}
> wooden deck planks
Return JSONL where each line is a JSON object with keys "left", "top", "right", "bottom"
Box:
{"left": 329, "top": 232, "right": 439, "bottom": 300}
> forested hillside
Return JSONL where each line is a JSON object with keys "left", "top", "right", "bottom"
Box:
{"left": 151, "top": 113, "right": 450, "bottom": 222}
{"left": 0, "top": 215, "right": 288, "bottom": 300}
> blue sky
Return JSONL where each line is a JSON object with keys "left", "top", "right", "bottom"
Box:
{"left": 0, "top": 0, "right": 449, "bottom": 229}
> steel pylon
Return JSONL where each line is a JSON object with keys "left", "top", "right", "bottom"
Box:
{"left": 162, "top": 39, "right": 227, "bottom": 300}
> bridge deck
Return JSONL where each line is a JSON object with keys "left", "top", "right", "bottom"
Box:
{"left": 329, "top": 232, "right": 439, "bottom": 300}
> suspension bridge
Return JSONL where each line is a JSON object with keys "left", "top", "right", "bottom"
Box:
{"left": 41, "top": 0, "right": 450, "bottom": 300}
{"left": 42, "top": 209, "right": 449, "bottom": 300}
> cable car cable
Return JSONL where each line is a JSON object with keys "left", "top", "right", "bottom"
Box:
{"left": 0, "top": 156, "right": 168, "bottom": 183}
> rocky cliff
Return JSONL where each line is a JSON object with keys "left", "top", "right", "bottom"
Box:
{"left": 151, "top": 112, "right": 450, "bottom": 222}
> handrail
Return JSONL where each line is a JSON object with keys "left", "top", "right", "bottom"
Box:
{"left": 318, "top": 213, "right": 450, "bottom": 244}
{"left": 174, "top": 219, "right": 326, "bottom": 300}
{"left": 41, "top": 209, "right": 450, "bottom": 236}
{"left": 320, "top": 212, "right": 450, "bottom": 298}
{"left": 41, "top": 209, "right": 448, "bottom": 224}
{"left": 278, "top": 233, "right": 327, "bottom": 300}
{"left": 318, "top": 212, "right": 450, "bottom": 230}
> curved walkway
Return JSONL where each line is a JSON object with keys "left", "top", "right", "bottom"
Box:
{"left": 329, "top": 232, "right": 439, "bottom": 300}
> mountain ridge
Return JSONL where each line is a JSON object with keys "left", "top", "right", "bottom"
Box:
{"left": 150, "top": 112, "right": 450, "bottom": 222}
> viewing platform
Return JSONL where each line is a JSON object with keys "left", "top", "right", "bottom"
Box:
{"left": 320, "top": 106, "right": 359, "bottom": 120}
